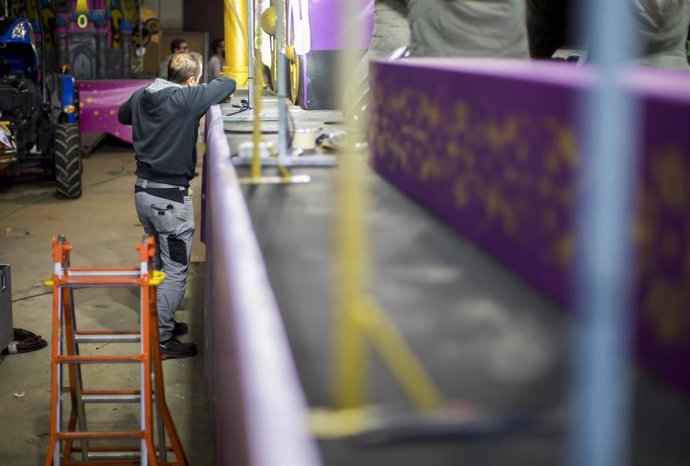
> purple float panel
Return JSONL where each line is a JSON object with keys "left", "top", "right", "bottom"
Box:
{"left": 203, "top": 106, "right": 321, "bottom": 466}
{"left": 78, "top": 79, "right": 151, "bottom": 143}
{"left": 308, "top": 0, "right": 374, "bottom": 51}
{"left": 370, "top": 58, "right": 690, "bottom": 398}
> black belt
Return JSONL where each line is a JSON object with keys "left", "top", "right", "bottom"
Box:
{"left": 135, "top": 185, "right": 188, "bottom": 203}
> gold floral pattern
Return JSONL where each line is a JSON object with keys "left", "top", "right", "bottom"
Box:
{"left": 370, "top": 64, "right": 690, "bottom": 349}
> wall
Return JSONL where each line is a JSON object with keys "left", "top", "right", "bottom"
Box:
{"left": 183, "top": 0, "right": 224, "bottom": 43}
{"left": 159, "top": 0, "right": 184, "bottom": 30}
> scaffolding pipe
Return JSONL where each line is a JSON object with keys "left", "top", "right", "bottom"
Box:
{"left": 247, "top": 0, "right": 255, "bottom": 108}
{"left": 276, "top": 0, "right": 289, "bottom": 160}
{"left": 570, "top": 0, "right": 639, "bottom": 465}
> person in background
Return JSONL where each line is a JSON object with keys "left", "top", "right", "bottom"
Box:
{"left": 406, "top": 0, "right": 529, "bottom": 58}
{"left": 207, "top": 38, "right": 226, "bottom": 82}
{"left": 159, "top": 38, "right": 189, "bottom": 79}
{"left": 118, "top": 52, "right": 236, "bottom": 359}
{"left": 343, "top": 0, "right": 409, "bottom": 117}
{"left": 632, "top": 0, "right": 690, "bottom": 70}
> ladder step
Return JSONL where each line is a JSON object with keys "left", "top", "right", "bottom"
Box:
{"left": 81, "top": 390, "right": 142, "bottom": 404}
{"left": 56, "top": 431, "right": 145, "bottom": 440}
{"left": 69, "top": 455, "right": 141, "bottom": 466}
{"left": 57, "top": 355, "right": 144, "bottom": 364}
{"left": 58, "top": 277, "right": 144, "bottom": 287}
{"left": 85, "top": 456, "right": 140, "bottom": 465}
{"left": 75, "top": 331, "right": 141, "bottom": 344}
{"left": 72, "top": 445, "right": 141, "bottom": 458}
{"left": 68, "top": 269, "right": 141, "bottom": 277}
{"left": 70, "top": 445, "right": 175, "bottom": 457}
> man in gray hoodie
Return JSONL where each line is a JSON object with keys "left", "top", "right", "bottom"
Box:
{"left": 118, "top": 51, "right": 235, "bottom": 359}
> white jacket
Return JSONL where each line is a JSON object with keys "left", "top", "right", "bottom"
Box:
{"left": 633, "top": 0, "right": 690, "bottom": 69}
{"left": 407, "top": 0, "right": 530, "bottom": 58}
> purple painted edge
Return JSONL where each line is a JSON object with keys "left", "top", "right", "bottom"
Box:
{"left": 385, "top": 58, "right": 690, "bottom": 101}
{"left": 204, "top": 106, "right": 322, "bottom": 466}
{"left": 308, "top": 0, "right": 374, "bottom": 51}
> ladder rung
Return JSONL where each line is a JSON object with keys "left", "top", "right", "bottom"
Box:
{"left": 73, "top": 448, "right": 176, "bottom": 463}
{"left": 69, "top": 460, "right": 140, "bottom": 466}
{"left": 68, "top": 267, "right": 140, "bottom": 273}
{"left": 68, "top": 270, "right": 141, "bottom": 277}
{"left": 56, "top": 431, "right": 144, "bottom": 440}
{"left": 56, "top": 355, "right": 144, "bottom": 364}
{"left": 70, "top": 453, "right": 141, "bottom": 466}
{"left": 82, "top": 390, "right": 142, "bottom": 404}
{"left": 58, "top": 277, "right": 144, "bottom": 287}
{"left": 75, "top": 331, "right": 141, "bottom": 344}
{"left": 86, "top": 451, "right": 140, "bottom": 461}
{"left": 86, "top": 451, "right": 141, "bottom": 464}
{"left": 71, "top": 445, "right": 175, "bottom": 455}
{"left": 82, "top": 393, "right": 141, "bottom": 403}
{"left": 67, "top": 450, "right": 158, "bottom": 466}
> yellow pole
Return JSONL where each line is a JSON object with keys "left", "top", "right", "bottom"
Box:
{"left": 334, "top": 139, "right": 368, "bottom": 409}
{"left": 250, "top": 9, "right": 263, "bottom": 181}
{"left": 334, "top": 0, "right": 367, "bottom": 409}
{"left": 223, "top": 0, "right": 250, "bottom": 85}
{"left": 357, "top": 298, "right": 443, "bottom": 411}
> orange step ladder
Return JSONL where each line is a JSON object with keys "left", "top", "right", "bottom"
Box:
{"left": 44, "top": 235, "right": 188, "bottom": 465}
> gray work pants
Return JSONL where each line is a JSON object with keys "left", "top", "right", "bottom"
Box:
{"left": 134, "top": 178, "right": 194, "bottom": 342}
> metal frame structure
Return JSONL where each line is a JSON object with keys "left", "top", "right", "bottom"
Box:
{"left": 44, "top": 236, "right": 188, "bottom": 466}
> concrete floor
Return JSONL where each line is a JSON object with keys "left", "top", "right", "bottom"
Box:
{"left": 0, "top": 140, "right": 214, "bottom": 465}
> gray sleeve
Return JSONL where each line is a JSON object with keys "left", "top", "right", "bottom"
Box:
{"left": 184, "top": 78, "right": 237, "bottom": 116}
{"left": 118, "top": 96, "right": 133, "bottom": 125}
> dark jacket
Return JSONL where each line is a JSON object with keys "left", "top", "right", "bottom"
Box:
{"left": 118, "top": 77, "right": 236, "bottom": 186}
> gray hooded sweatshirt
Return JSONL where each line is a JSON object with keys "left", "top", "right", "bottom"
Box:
{"left": 118, "top": 77, "right": 236, "bottom": 186}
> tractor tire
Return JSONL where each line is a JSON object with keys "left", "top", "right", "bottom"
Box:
{"left": 54, "top": 123, "right": 82, "bottom": 199}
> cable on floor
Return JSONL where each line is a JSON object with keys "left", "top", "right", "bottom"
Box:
{"left": 11, "top": 291, "right": 52, "bottom": 303}
{"left": 1, "top": 328, "right": 48, "bottom": 354}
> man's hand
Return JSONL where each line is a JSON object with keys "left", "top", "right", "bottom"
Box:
{"left": 224, "top": 93, "right": 233, "bottom": 104}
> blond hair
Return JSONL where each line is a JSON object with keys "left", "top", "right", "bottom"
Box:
{"left": 168, "top": 51, "right": 203, "bottom": 84}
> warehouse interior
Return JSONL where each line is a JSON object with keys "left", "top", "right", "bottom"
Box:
{"left": 1, "top": 1, "right": 690, "bottom": 465}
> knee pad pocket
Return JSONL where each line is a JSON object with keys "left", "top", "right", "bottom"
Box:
{"left": 167, "top": 236, "right": 188, "bottom": 265}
